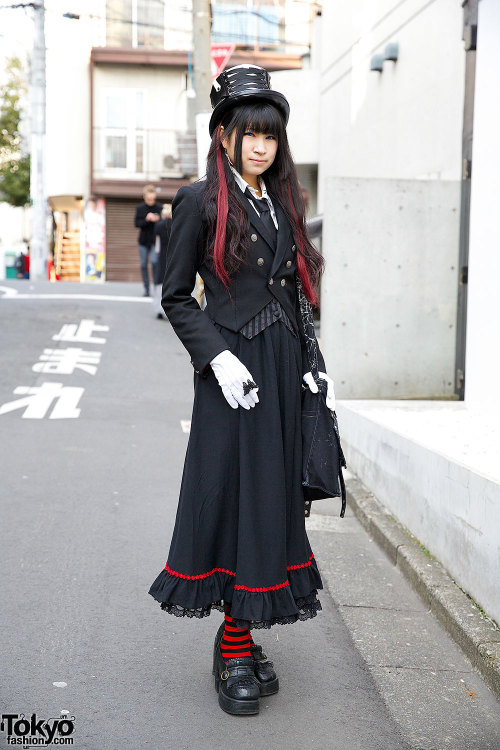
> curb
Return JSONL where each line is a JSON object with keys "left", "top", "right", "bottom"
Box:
{"left": 345, "top": 474, "right": 500, "bottom": 701}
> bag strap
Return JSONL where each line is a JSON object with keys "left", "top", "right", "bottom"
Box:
{"left": 332, "top": 411, "right": 347, "bottom": 517}
{"left": 296, "top": 275, "right": 320, "bottom": 381}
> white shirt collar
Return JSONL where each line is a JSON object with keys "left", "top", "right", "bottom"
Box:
{"left": 228, "top": 163, "right": 269, "bottom": 201}
{"left": 226, "top": 158, "right": 278, "bottom": 229}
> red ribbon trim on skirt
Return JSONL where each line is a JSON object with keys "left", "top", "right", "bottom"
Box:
{"left": 163, "top": 554, "right": 315, "bottom": 592}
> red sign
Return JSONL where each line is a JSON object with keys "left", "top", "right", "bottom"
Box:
{"left": 211, "top": 43, "right": 236, "bottom": 78}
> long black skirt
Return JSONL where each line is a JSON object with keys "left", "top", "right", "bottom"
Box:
{"left": 148, "top": 318, "right": 323, "bottom": 629}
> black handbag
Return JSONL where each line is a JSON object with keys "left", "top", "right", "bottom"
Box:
{"left": 297, "top": 277, "right": 347, "bottom": 518}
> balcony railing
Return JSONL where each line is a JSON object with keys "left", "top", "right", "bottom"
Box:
{"left": 93, "top": 127, "right": 198, "bottom": 181}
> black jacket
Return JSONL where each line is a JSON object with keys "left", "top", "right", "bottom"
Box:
{"left": 162, "top": 180, "right": 325, "bottom": 375}
{"left": 135, "top": 201, "right": 163, "bottom": 246}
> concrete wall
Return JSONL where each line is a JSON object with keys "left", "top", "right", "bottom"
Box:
{"left": 337, "top": 400, "right": 500, "bottom": 627}
{"left": 464, "top": 0, "right": 500, "bottom": 409}
{"left": 317, "top": 0, "right": 465, "bottom": 398}
{"left": 318, "top": 0, "right": 465, "bottom": 209}
{"left": 321, "top": 176, "right": 460, "bottom": 398}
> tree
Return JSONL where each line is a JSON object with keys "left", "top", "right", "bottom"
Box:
{"left": 0, "top": 56, "right": 30, "bottom": 207}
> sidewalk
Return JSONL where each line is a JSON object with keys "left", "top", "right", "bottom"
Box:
{"left": 308, "top": 476, "right": 500, "bottom": 750}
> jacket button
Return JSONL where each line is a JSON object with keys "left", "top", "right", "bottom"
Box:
{"left": 291, "top": 244, "right": 296, "bottom": 252}
{"left": 251, "top": 233, "right": 258, "bottom": 242}
{"left": 281, "top": 279, "right": 286, "bottom": 286}
{"left": 269, "top": 278, "right": 274, "bottom": 285}
{"left": 257, "top": 258, "right": 264, "bottom": 266}
{"left": 286, "top": 260, "right": 292, "bottom": 268}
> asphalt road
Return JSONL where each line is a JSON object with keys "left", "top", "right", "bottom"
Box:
{"left": 1, "top": 280, "right": 499, "bottom": 750}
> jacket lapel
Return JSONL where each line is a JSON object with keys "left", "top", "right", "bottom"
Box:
{"left": 269, "top": 197, "right": 293, "bottom": 279}
{"left": 246, "top": 202, "right": 277, "bottom": 252}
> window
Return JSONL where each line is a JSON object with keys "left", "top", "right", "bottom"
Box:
{"left": 106, "top": 0, "right": 165, "bottom": 49}
{"left": 211, "top": 2, "right": 282, "bottom": 47}
{"left": 106, "top": 0, "right": 133, "bottom": 47}
{"left": 136, "top": 0, "right": 164, "bottom": 48}
{"left": 102, "top": 89, "right": 146, "bottom": 174}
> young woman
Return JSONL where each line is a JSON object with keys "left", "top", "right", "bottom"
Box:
{"left": 149, "top": 64, "right": 335, "bottom": 716}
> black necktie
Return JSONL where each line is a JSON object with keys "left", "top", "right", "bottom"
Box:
{"left": 244, "top": 188, "right": 277, "bottom": 240}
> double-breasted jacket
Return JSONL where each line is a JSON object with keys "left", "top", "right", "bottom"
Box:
{"left": 162, "top": 180, "right": 325, "bottom": 375}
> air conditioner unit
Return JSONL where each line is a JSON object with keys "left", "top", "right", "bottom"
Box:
{"left": 163, "top": 153, "right": 177, "bottom": 169}
{"left": 160, "top": 153, "right": 182, "bottom": 179}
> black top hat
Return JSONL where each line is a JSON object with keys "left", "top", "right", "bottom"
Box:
{"left": 209, "top": 64, "right": 290, "bottom": 136}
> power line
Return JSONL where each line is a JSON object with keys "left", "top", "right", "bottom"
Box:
{"left": 0, "top": 2, "right": 39, "bottom": 7}
{"left": 1, "top": 2, "right": 313, "bottom": 49}
{"left": 57, "top": 9, "right": 311, "bottom": 48}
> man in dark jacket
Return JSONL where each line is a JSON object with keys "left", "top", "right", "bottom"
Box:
{"left": 134, "top": 185, "right": 162, "bottom": 296}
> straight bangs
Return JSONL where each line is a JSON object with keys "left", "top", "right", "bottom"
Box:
{"left": 243, "top": 102, "right": 285, "bottom": 137}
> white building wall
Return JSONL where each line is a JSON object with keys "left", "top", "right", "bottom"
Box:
{"left": 92, "top": 66, "right": 188, "bottom": 182}
{"left": 45, "top": 0, "right": 104, "bottom": 198}
{"left": 93, "top": 66, "right": 188, "bottom": 133}
{"left": 272, "top": 69, "right": 319, "bottom": 166}
{"left": 464, "top": 0, "right": 500, "bottom": 410}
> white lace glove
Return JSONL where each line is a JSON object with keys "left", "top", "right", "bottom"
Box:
{"left": 210, "top": 350, "right": 259, "bottom": 410}
{"left": 303, "top": 371, "right": 336, "bottom": 412}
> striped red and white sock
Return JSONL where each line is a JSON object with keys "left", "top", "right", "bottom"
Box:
{"left": 220, "top": 610, "right": 252, "bottom": 660}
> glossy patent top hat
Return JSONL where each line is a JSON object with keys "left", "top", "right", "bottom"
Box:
{"left": 209, "top": 64, "right": 290, "bottom": 136}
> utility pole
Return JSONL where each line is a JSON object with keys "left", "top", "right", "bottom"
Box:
{"left": 454, "top": 0, "right": 478, "bottom": 399}
{"left": 188, "top": 0, "right": 212, "bottom": 129}
{"left": 188, "top": 0, "right": 212, "bottom": 176}
{"left": 29, "top": 1, "right": 48, "bottom": 280}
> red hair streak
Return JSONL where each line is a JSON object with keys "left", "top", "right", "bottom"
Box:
{"left": 285, "top": 182, "right": 319, "bottom": 306}
{"left": 213, "top": 125, "right": 231, "bottom": 290}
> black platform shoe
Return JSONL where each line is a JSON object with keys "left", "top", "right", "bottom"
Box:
{"left": 250, "top": 644, "right": 279, "bottom": 696}
{"left": 212, "top": 621, "right": 279, "bottom": 697}
{"left": 213, "top": 647, "right": 260, "bottom": 715}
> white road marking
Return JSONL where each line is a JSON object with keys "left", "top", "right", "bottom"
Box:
{"left": 1, "top": 292, "right": 150, "bottom": 302}
{"left": 0, "top": 285, "right": 19, "bottom": 297}
{"left": 52, "top": 682, "right": 67, "bottom": 688}
{"left": 52, "top": 320, "right": 109, "bottom": 344}
{"left": 0, "top": 383, "right": 84, "bottom": 419}
{"left": 33, "top": 347, "right": 102, "bottom": 375}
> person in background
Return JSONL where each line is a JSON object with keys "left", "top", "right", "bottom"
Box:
{"left": 153, "top": 204, "right": 172, "bottom": 319}
{"left": 15, "top": 251, "right": 26, "bottom": 279}
{"left": 134, "top": 185, "right": 163, "bottom": 296}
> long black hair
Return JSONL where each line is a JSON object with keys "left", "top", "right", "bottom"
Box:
{"left": 202, "top": 102, "right": 324, "bottom": 305}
